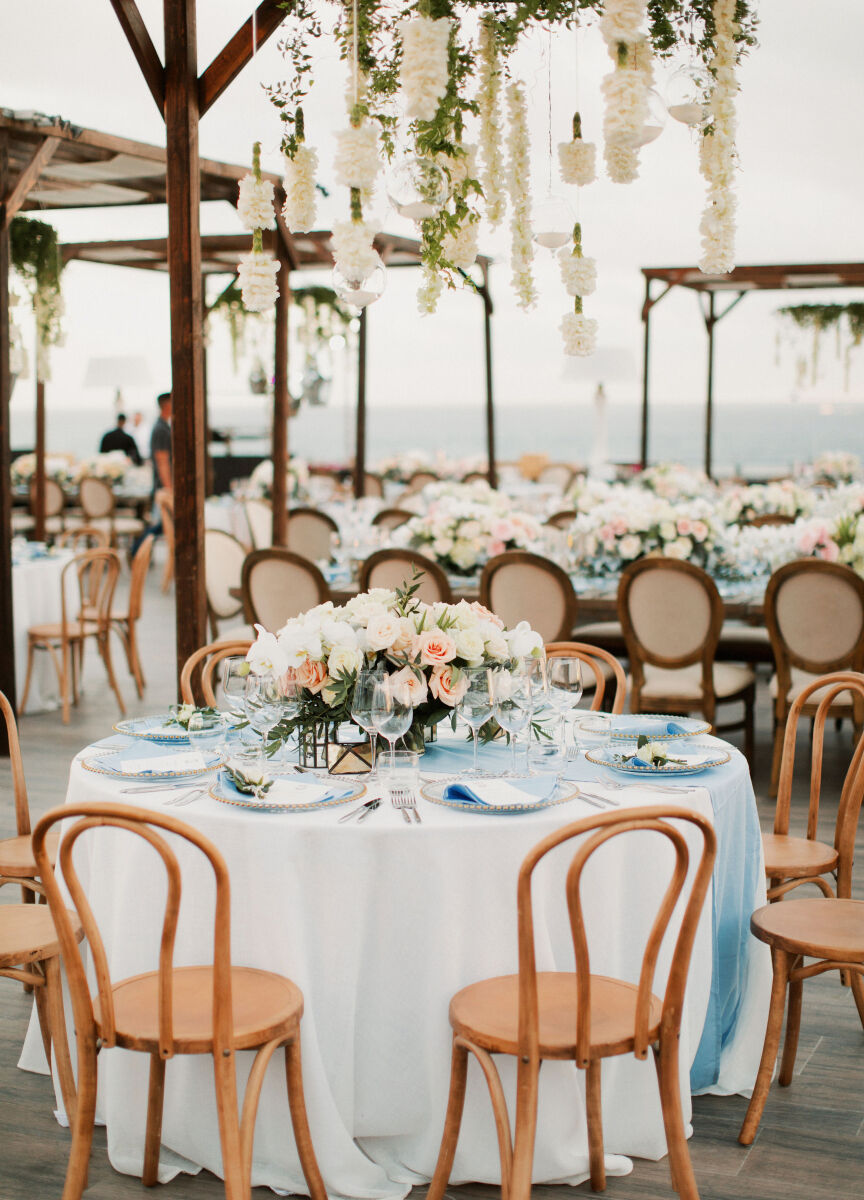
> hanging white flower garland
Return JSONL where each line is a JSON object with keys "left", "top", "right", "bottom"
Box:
{"left": 477, "top": 20, "right": 506, "bottom": 229}
{"left": 399, "top": 14, "right": 451, "bottom": 121}
{"left": 333, "top": 122, "right": 380, "bottom": 192}
{"left": 506, "top": 81, "right": 537, "bottom": 312}
{"left": 558, "top": 113, "right": 597, "bottom": 187}
{"left": 560, "top": 223, "right": 598, "bottom": 357}
{"left": 442, "top": 220, "right": 480, "bottom": 271}
{"left": 282, "top": 109, "right": 318, "bottom": 234}
{"left": 698, "top": 0, "right": 739, "bottom": 274}
{"left": 236, "top": 142, "right": 280, "bottom": 313}
{"left": 332, "top": 218, "right": 380, "bottom": 285}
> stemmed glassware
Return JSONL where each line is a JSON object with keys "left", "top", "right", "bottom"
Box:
{"left": 243, "top": 674, "right": 284, "bottom": 755}
{"left": 187, "top": 710, "right": 229, "bottom": 764}
{"left": 546, "top": 657, "right": 584, "bottom": 757}
{"left": 491, "top": 668, "right": 534, "bottom": 776}
{"left": 220, "top": 657, "right": 251, "bottom": 742}
{"left": 457, "top": 666, "right": 494, "bottom": 776}
{"left": 371, "top": 675, "right": 413, "bottom": 770}
{"left": 351, "top": 669, "right": 383, "bottom": 777}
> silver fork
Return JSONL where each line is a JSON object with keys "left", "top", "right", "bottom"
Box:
{"left": 163, "top": 787, "right": 206, "bottom": 807}
{"left": 601, "top": 779, "right": 698, "bottom": 795}
{"left": 390, "top": 787, "right": 421, "bottom": 825}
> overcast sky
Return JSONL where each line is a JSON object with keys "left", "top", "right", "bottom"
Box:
{"left": 3, "top": 0, "right": 863, "bottom": 417}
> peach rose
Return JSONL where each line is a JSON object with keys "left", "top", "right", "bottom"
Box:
{"left": 389, "top": 665, "right": 428, "bottom": 707}
{"left": 676, "top": 517, "right": 693, "bottom": 535}
{"left": 296, "top": 658, "right": 329, "bottom": 695}
{"left": 487, "top": 539, "right": 506, "bottom": 557}
{"left": 818, "top": 540, "right": 840, "bottom": 562}
{"left": 470, "top": 601, "right": 505, "bottom": 629}
{"left": 418, "top": 628, "right": 457, "bottom": 667}
{"left": 428, "top": 664, "right": 468, "bottom": 707}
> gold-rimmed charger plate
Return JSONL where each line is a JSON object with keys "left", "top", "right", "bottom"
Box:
{"left": 420, "top": 778, "right": 580, "bottom": 814}
{"left": 82, "top": 749, "right": 222, "bottom": 781}
{"left": 209, "top": 772, "right": 365, "bottom": 812}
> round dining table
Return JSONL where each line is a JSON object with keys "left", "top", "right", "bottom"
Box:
{"left": 20, "top": 732, "right": 770, "bottom": 1199}
{"left": 12, "top": 546, "right": 77, "bottom": 714}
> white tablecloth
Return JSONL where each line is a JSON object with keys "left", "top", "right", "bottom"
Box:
{"left": 13, "top": 551, "right": 77, "bottom": 714}
{"left": 20, "top": 738, "right": 769, "bottom": 1199}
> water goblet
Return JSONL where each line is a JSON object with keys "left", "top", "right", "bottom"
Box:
{"left": 351, "top": 669, "right": 383, "bottom": 777}
{"left": 187, "top": 710, "right": 229, "bottom": 766}
{"left": 457, "top": 667, "right": 494, "bottom": 776}
{"left": 371, "top": 675, "right": 413, "bottom": 770}
{"left": 546, "top": 657, "right": 584, "bottom": 756}
{"left": 220, "top": 656, "right": 251, "bottom": 741}
{"left": 243, "top": 674, "right": 284, "bottom": 754}
{"left": 491, "top": 669, "right": 533, "bottom": 776}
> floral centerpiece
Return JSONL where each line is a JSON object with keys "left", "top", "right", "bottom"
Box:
{"left": 248, "top": 456, "right": 310, "bottom": 501}
{"left": 718, "top": 481, "right": 812, "bottom": 526}
{"left": 10, "top": 454, "right": 72, "bottom": 487}
{"left": 637, "top": 463, "right": 716, "bottom": 502}
{"left": 73, "top": 451, "right": 130, "bottom": 485}
{"left": 245, "top": 577, "right": 543, "bottom": 755}
{"left": 568, "top": 496, "right": 721, "bottom": 574}
{"left": 810, "top": 451, "right": 862, "bottom": 487}
{"left": 716, "top": 517, "right": 842, "bottom": 578}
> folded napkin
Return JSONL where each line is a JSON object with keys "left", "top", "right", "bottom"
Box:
{"left": 112, "top": 742, "right": 209, "bottom": 776}
{"left": 265, "top": 779, "right": 356, "bottom": 807}
{"left": 610, "top": 716, "right": 691, "bottom": 737}
{"left": 444, "top": 776, "right": 558, "bottom": 809}
{"left": 630, "top": 749, "right": 718, "bottom": 769}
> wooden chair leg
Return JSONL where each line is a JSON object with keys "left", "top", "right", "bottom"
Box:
{"left": 849, "top": 969, "right": 864, "bottom": 1031}
{"left": 62, "top": 1042, "right": 98, "bottom": 1200}
{"left": 98, "top": 633, "right": 126, "bottom": 716}
{"left": 585, "top": 1059, "right": 606, "bottom": 1192}
{"left": 125, "top": 621, "right": 146, "bottom": 697}
{"left": 740, "top": 947, "right": 790, "bottom": 1145}
{"left": 744, "top": 689, "right": 755, "bottom": 768}
{"left": 284, "top": 1036, "right": 328, "bottom": 1200}
{"left": 654, "top": 1033, "right": 699, "bottom": 1200}
{"left": 509, "top": 1057, "right": 541, "bottom": 1200}
{"left": 142, "top": 1053, "right": 166, "bottom": 1187}
{"left": 45, "top": 955, "right": 77, "bottom": 1128}
{"left": 19, "top": 640, "right": 36, "bottom": 715}
{"left": 32, "top": 968, "right": 53, "bottom": 1067}
{"left": 779, "top": 961, "right": 803, "bottom": 1087}
{"left": 427, "top": 1038, "right": 470, "bottom": 1200}
{"left": 769, "top": 711, "right": 785, "bottom": 797}
{"left": 239, "top": 1039, "right": 283, "bottom": 1185}
{"left": 212, "top": 1050, "right": 245, "bottom": 1200}
{"left": 60, "top": 641, "right": 72, "bottom": 724}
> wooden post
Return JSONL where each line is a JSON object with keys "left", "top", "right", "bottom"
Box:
{"left": 0, "top": 133, "right": 16, "bottom": 736}
{"left": 704, "top": 290, "right": 716, "bottom": 479}
{"left": 33, "top": 377, "right": 46, "bottom": 542}
{"left": 354, "top": 308, "right": 367, "bottom": 499}
{"left": 640, "top": 275, "right": 651, "bottom": 469}
{"left": 163, "top": 0, "right": 207, "bottom": 685}
{"left": 271, "top": 245, "right": 290, "bottom": 546}
{"left": 481, "top": 277, "right": 497, "bottom": 488}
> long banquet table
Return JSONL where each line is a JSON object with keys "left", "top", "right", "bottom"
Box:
{"left": 21, "top": 734, "right": 770, "bottom": 1199}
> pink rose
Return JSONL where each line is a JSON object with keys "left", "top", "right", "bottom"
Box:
{"left": 389, "top": 665, "right": 428, "bottom": 707}
{"left": 612, "top": 517, "right": 628, "bottom": 536}
{"left": 599, "top": 524, "right": 615, "bottom": 545}
{"left": 418, "top": 628, "right": 457, "bottom": 666}
{"left": 487, "top": 539, "right": 506, "bottom": 557}
{"left": 818, "top": 540, "right": 840, "bottom": 562}
{"left": 470, "top": 601, "right": 504, "bottom": 629}
{"left": 691, "top": 521, "right": 708, "bottom": 542}
{"left": 296, "top": 659, "right": 329, "bottom": 695}
{"left": 428, "top": 664, "right": 468, "bottom": 707}
{"left": 491, "top": 519, "right": 514, "bottom": 541}
{"left": 797, "top": 530, "right": 818, "bottom": 554}
{"left": 677, "top": 518, "right": 692, "bottom": 535}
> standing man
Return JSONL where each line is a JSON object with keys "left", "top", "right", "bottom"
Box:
{"left": 150, "top": 392, "right": 172, "bottom": 499}
{"left": 99, "top": 413, "right": 142, "bottom": 466}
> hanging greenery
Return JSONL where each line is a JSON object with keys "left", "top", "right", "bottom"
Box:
{"left": 9, "top": 216, "right": 65, "bottom": 380}
{"left": 777, "top": 302, "right": 864, "bottom": 389}
{"left": 207, "top": 280, "right": 253, "bottom": 370}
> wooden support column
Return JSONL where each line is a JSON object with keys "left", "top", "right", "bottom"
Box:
{"left": 704, "top": 291, "right": 716, "bottom": 479}
{"left": 639, "top": 275, "right": 652, "bottom": 469}
{"left": 0, "top": 134, "right": 16, "bottom": 738}
{"left": 354, "top": 308, "right": 367, "bottom": 499}
{"left": 480, "top": 275, "right": 497, "bottom": 489}
{"left": 33, "top": 378, "right": 46, "bottom": 541}
{"left": 163, "top": 0, "right": 207, "bottom": 685}
{"left": 271, "top": 245, "right": 290, "bottom": 546}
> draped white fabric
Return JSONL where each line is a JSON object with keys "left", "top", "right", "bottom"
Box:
{"left": 13, "top": 551, "right": 77, "bottom": 714}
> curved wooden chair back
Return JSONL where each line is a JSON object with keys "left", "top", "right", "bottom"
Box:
{"left": 517, "top": 807, "right": 716, "bottom": 1065}
{"left": 286, "top": 507, "right": 338, "bottom": 562}
{"left": 537, "top": 463, "right": 574, "bottom": 492}
{"left": 127, "top": 535, "right": 155, "bottom": 623}
{"left": 79, "top": 477, "right": 115, "bottom": 520}
{"left": 358, "top": 548, "right": 453, "bottom": 604}
{"left": 403, "top": 470, "right": 439, "bottom": 494}
{"left": 56, "top": 526, "right": 111, "bottom": 551}
{"left": 480, "top": 551, "right": 578, "bottom": 643}
{"left": 65, "top": 550, "right": 121, "bottom": 634}
{"left": 243, "top": 498, "right": 273, "bottom": 550}
{"left": 29, "top": 477, "right": 65, "bottom": 518}
{"left": 180, "top": 639, "right": 254, "bottom": 706}
{"left": 155, "top": 489, "right": 175, "bottom": 593}
{"left": 773, "top": 670, "right": 864, "bottom": 897}
{"left": 242, "top": 548, "right": 331, "bottom": 632}
{"left": 741, "top": 513, "right": 797, "bottom": 528}
{"left": 33, "top": 801, "right": 235, "bottom": 1061}
{"left": 204, "top": 529, "right": 247, "bottom": 632}
{"left": 765, "top": 560, "right": 864, "bottom": 705}
{"left": 359, "top": 472, "right": 384, "bottom": 498}
{"left": 0, "top": 691, "right": 30, "bottom": 837}
{"left": 545, "top": 510, "right": 578, "bottom": 529}
{"left": 545, "top": 641, "right": 627, "bottom": 713}
{"left": 371, "top": 507, "right": 414, "bottom": 531}
{"left": 460, "top": 471, "right": 489, "bottom": 485}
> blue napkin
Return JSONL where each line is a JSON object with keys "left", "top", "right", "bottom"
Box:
{"left": 444, "top": 776, "right": 558, "bottom": 807}
{"left": 610, "top": 716, "right": 690, "bottom": 737}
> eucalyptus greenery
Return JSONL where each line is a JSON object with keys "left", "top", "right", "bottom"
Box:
{"left": 9, "top": 216, "right": 65, "bottom": 376}
{"left": 777, "top": 302, "right": 864, "bottom": 388}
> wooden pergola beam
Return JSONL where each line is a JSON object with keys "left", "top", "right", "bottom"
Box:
{"left": 0, "top": 134, "right": 15, "bottom": 738}
{"left": 109, "top": 0, "right": 166, "bottom": 115}
{"left": 198, "top": 0, "right": 288, "bottom": 116}
{"left": 2, "top": 136, "right": 60, "bottom": 228}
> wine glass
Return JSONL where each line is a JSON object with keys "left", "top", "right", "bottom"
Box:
{"left": 546, "top": 657, "right": 584, "bottom": 757}
{"left": 457, "top": 667, "right": 493, "bottom": 776}
{"left": 243, "top": 674, "right": 284, "bottom": 753}
{"left": 187, "top": 710, "right": 228, "bottom": 765}
{"left": 220, "top": 657, "right": 250, "bottom": 735}
{"left": 371, "top": 675, "right": 412, "bottom": 770}
{"left": 491, "top": 668, "right": 533, "bottom": 776}
{"left": 351, "top": 669, "right": 383, "bottom": 776}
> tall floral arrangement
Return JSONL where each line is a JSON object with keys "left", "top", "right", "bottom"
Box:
{"left": 393, "top": 491, "right": 543, "bottom": 575}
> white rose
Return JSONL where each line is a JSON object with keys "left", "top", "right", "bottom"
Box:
{"left": 449, "top": 540, "right": 479, "bottom": 570}
{"left": 247, "top": 625, "right": 290, "bottom": 676}
{"left": 454, "top": 628, "right": 485, "bottom": 666}
{"left": 320, "top": 618, "right": 358, "bottom": 651}
{"left": 659, "top": 521, "right": 677, "bottom": 540}
{"left": 618, "top": 534, "right": 642, "bottom": 560}
{"left": 665, "top": 538, "right": 692, "bottom": 560}
{"left": 365, "top": 612, "right": 403, "bottom": 651}
{"left": 327, "top": 645, "right": 364, "bottom": 678}
{"left": 507, "top": 620, "right": 543, "bottom": 659}
{"left": 433, "top": 536, "right": 454, "bottom": 557}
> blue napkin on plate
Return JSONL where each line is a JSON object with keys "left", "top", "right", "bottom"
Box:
{"left": 610, "top": 716, "right": 690, "bottom": 737}
{"left": 444, "top": 776, "right": 558, "bottom": 807}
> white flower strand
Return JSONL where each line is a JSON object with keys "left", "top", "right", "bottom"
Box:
{"left": 559, "top": 249, "right": 597, "bottom": 297}
{"left": 282, "top": 143, "right": 318, "bottom": 233}
{"left": 698, "top": 0, "right": 739, "bottom": 274}
{"left": 561, "top": 312, "right": 598, "bottom": 357}
{"left": 443, "top": 220, "right": 479, "bottom": 270}
{"left": 602, "top": 37, "right": 653, "bottom": 182}
{"left": 333, "top": 122, "right": 380, "bottom": 191}
{"left": 558, "top": 112, "right": 596, "bottom": 187}
{"left": 506, "top": 81, "right": 537, "bottom": 312}
{"left": 332, "top": 219, "right": 379, "bottom": 284}
{"left": 417, "top": 263, "right": 444, "bottom": 315}
{"left": 238, "top": 251, "right": 279, "bottom": 313}
{"left": 237, "top": 172, "right": 276, "bottom": 231}
{"left": 600, "top": 0, "right": 646, "bottom": 45}
{"left": 399, "top": 15, "right": 451, "bottom": 121}
{"left": 605, "top": 142, "right": 640, "bottom": 184}
{"left": 477, "top": 21, "right": 506, "bottom": 229}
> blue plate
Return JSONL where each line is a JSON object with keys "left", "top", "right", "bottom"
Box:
{"left": 581, "top": 714, "right": 711, "bottom": 742}
{"left": 585, "top": 742, "right": 730, "bottom": 777}
{"left": 420, "top": 778, "right": 580, "bottom": 814}
{"left": 114, "top": 714, "right": 191, "bottom": 744}
{"left": 82, "top": 747, "right": 222, "bottom": 781}
{"left": 209, "top": 770, "right": 363, "bottom": 812}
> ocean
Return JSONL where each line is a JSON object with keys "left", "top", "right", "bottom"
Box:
{"left": 11, "top": 397, "right": 864, "bottom": 477}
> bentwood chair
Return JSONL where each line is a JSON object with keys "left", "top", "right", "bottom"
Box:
{"left": 427, "top": 806, "right": 716, "bottom": 1200}
{"left": 78, "top": 476, "right": 145, "bottom": 546}
{"left": 544, "top": 641, "right": 627, "bottom": 713}
{"left": 480, "top": 551, "right": 578, "bottom": 643}
{"left": 762, "top": 672, "right": 864, "bottom": 902}
{"left": 32, "top": 802, "right": 328, "bottom": 1200}
{"left": 180, "top": 639, "right": 254, "bottom": 707}
{"left": 461, "top": 470, "right": 489, "bottom": 485}
{"left": 738, "top": 719, "right": 864, "bottom": 1144}
{"left": 109, "top": 534, "right": 154, "bottom": 698}
{"left": 56, "top": 526, "right": 111, "bottom": 552}
{"left": 359, "top": 548, "right": 453, "bottom": 604}
{"left": 403, "top": 470, "right": 440, "bottom": 495}
{"left": 29, "top": 476, "right": 67, "bottom": 535}
{"left": 358, "top": 471, "right": 385, "bottom": 498}
{"left": 618, "top": 558, "right": 756, "bottom": 762}
{"left": 545, "top": 509, "right": 579, "bottom": 530}
{"left": 741, "top": 513, "right": 797, "bottom": 528}
{"left": 537, "top": 462, "right": 575, "bottom": 492}
{"left": 286, "top": 506, "right": 339, "bottom": 563}
{"left": 205, "top": 529, "right": 248, "bottom": 639}
{"left": 242, "top": 548, "right": 331, "bottom": 632}
{"left": 371, "top": 507, "right": 414, "bottom": 532}
{"left": 765, "top": 560, "right": 864, "bottom": 793}
{"left": 20, "top": 549, "right": 126, "bottom": 723}
{"left": 244, "top": 498, "right": 273, "bottom": 551}
{"left": 155, "top": 488, "right": 175, "bottom": 593}
{"left": 0, "top": 691, "right": 60, "bottom": 903}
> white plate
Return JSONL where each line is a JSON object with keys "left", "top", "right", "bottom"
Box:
{"left": 209, "top": 772, "right": 364, "bottom": 812}
{"left": 420, "top": 778, "right": 580, "bottom": 814}
{"left": 82, "top": 749, "right": 222, "bottom": 781}
{"left": 585, "top": 742, "right": 730, "bottom": 777}
{"left": 579, "top": 713, "right": 711, "bottom": 741}
{"left": 114, "top": 714, "right": 191, "bottom": 744}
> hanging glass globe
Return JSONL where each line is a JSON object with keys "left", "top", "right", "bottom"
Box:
{"left": 532, "top": 193, "right": 574, "bottom": 250}
{"left": 666, "top": 64, "right": 713, "bottom": 127}
{"left": 332, "top": 253, "right": 387, "bottom": 310}
{"left": 631, "top": 89, "right": 668, "bottom": 148}
{"left": 386, "top": 157, "right": 449, "bottom": 221}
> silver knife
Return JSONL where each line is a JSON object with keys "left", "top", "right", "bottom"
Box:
{"left": 355, "top": 798, "right": 381, "bottom": 822}
{"left": 338, "top": 797, "right": 379, "bottom": 822}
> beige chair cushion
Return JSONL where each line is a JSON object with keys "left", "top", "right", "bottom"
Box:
{"left": 576, "top": 621, "right": 622, "bottom": 639}
{"left": 628, "top": 570, "right": 712, "bottom": 659}
{"left": 718, "top": 623, "right": 770, "bottom": 645}
{"left": 637, "top": 662, "right": 755, "bottom": 702}
{"left": 774, "top": 572, "right": 864, "bottom": 663}
{"left": 215, "top": 624, "right": 256, "bottom": 644}
{"left": 769, "top": 667, "right": 854, "bottom": 709}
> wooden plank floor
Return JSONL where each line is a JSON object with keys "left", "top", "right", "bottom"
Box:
{"left": 2, "top": 563, "right": 863, "bottom": 1198}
